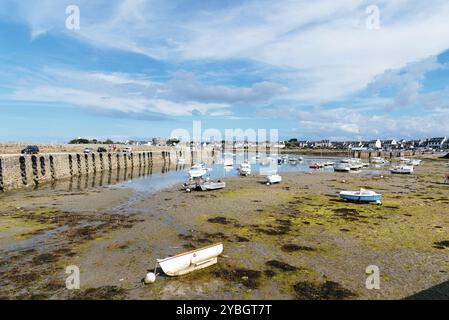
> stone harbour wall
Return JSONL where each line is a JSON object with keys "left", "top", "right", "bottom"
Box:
{"left": 0, "top": 149, "right": 215, "bottom": 192}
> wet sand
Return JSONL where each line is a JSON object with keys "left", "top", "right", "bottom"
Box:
{"left": 1, "top": 157, "right": 449, "bottom": 300}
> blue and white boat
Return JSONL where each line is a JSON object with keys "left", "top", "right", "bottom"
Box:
{"left": 339, "top": 189, "right": 383, "bottom": 204}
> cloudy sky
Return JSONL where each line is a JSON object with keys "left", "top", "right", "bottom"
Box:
{"left": 1, "top": 0, "right": 449, "bottom": 142}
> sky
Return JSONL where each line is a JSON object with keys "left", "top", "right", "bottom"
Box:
{"left": 1, "top": 0, "right": 449, "bottom": 143}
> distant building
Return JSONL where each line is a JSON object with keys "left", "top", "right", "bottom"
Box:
{"left": 381, "top": 139, "right": 398, "bottom": 150}
{"left": 368, "top": 139, "right": 382, "bottom": 150}
{"left": 152, "top": 138, "right": 167, "bottom": 146}
{"left": 427, "top": 137, "right": 447, "bottom": 149}
{"left": 313, "top": 140, "right": 332, "bottom": 148}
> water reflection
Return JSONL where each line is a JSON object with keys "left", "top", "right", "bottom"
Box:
{"left": 4, "top": 152, "right": 389, "bottom": 195}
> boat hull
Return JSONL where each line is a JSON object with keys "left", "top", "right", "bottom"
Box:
{"left": 157, "top": 243, "right": 223, "bottom": 277}
{"left": 339, "top": 194, "right": 382, "bottom": 202}
{"left": 199, "top": 182, "right": 226, "bottom": 191}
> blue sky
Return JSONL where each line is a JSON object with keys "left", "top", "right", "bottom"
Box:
{"left": 1, "top": 0, "right": 449, "bottom": 142}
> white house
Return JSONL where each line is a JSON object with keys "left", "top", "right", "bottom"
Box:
{"left": 427, "top": 137, "right": 447, "bottom": 149}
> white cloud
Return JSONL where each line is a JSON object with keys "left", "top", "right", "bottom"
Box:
{"left": 6, "top": 0, "right": 449, "bottom": 103}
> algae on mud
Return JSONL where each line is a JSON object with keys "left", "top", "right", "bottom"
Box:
{"left": 0, "top": 157, "right": 448, "bottom": 299}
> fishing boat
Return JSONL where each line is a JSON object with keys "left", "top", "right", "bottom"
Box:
{"left": 333, "top": 163, "right": 351, "bottom": 172}
{"left": 339, "top": 189, "right": 383, "bottom": 204}
{"left": 188, "top": 163, "right": 209, "bottom": 178}
{"left": 266, "top": 174, "right": 282, "bottom": 185}
{"left": 238, "top": 161, "right": 252, "bottom": 176}
{"left": 157, "top": 243, "right": 224, "bottom": 277}
{"left": 391, "top": 165, "right": 414, "bottom": 174}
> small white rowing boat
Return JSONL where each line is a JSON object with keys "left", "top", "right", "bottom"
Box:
{"left": 157, "top": 243, "right": 224, "bottom": 277}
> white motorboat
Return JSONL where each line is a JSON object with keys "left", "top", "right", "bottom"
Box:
{"left": 157, "top": 243, "right": 224, "bottom": 277}
{"left": 188, "top": 163, "right": 209, "bottom": 178}
{"left": 266, "top": 174, "right": 282, "bottom": 185}
{"left": 323, "top": 161, "right": 335, "bottom": 166}
{"left": 238, "top": 161, "right": 252, "bottom": 176}
{"left": 391, "top": 165, "right": 414, "bottom": 174}
{"left": 334, "top": 163, "right": 351, "bottom": 172}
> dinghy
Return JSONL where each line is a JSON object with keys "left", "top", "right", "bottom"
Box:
{"left": 157, "top": 243, "right": 224, "bottom": 277}
{"left": 183, "top": 178, "right": 226, "bottom": 192}
{"left": 391, "top": 165, "right": 414, "bottom": 174}
{"left": 266, "top": 174, "right": 282, "bottom": 185}
{"left": 199, "top": 180, "right": 226, "bottom": 191}
{"left": 339, "top": 189, "right": 383, "bottom": 204}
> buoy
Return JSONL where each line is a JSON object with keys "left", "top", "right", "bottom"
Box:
{"left": 144, "top": 272, "right": 156, "bottom": 284}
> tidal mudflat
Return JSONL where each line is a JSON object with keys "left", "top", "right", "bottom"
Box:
{"left": 1, "top": 158, "right": 448, "bottom": 300}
